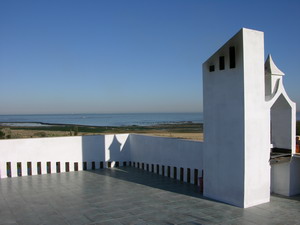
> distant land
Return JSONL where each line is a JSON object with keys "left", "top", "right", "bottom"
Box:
{"left": 0, "top": 122, "right": 203, "bottom": 141}
{"left": 0, "top": 112, "right": 298, "bottom": 140}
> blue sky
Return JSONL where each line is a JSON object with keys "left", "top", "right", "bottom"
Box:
{"left": 0, "top": 0, "right": 299, "bottom": 114}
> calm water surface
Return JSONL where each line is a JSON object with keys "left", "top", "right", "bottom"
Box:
{"left": 0, "top": 113, "right": 203, "bottom": 127}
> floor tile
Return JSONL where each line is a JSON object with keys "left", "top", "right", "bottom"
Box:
{"left": 0, "top": 167, "right": 299, "bottom": 224}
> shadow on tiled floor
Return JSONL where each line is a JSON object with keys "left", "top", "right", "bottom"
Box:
{"left": 87, "top": 167, "right": 204, "bottom": 199}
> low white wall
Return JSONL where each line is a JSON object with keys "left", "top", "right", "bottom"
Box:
{"left": 129, "top": 134, "right": 203, "bottom": 184}
{"left": 271, "top": 156, "right": 300, "bottom": 196}
{"left": 271, "top": 161, "right": 290, "bottom": 196}
{"left": 0, "top": 134, "right": 203, "bottom": 185}
{"left": 0, "top": 134, "right": 203, "bottom": 184}
{"left": 0, "top": 134, "right": 130, "bottom": 178}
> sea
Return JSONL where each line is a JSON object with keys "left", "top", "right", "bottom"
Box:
{"left": 0, "top": 113, "right": 203, "bottom": 127}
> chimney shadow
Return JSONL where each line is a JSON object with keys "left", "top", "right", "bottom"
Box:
{"left": 81, "top": 134, "right": 130, "bottom": 170}
{"left": 107, "top": 134, "right": 130, "bottom": 165}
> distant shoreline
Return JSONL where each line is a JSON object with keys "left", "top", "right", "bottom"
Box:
{"left": 1, "top": 120, "right": 299, "bottom": 140}
{"left": 0, "top": 120, "right": 200, "bottom": 128}
{"left": 0, "top": 122, "right": 204, "bottom": 141}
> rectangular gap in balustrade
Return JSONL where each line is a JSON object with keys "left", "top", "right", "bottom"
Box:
{"left": 187, "top": 168, "right": 191, "bottom": 183}
{"left": 133, "top": 162, "right": 136, "bottom": 167}
{"left": 137, "top": 162, "right": 140, "bottom": 168}
{"left": 180, "top": 167, "right": 184, "bottom": 182}
{"left": 107, "top": 162, "right": 111, "bottom": 168}
{"left": 156, "top": 164, "right": 159, "bottom": 174}
{"left": 74, "top": 162, "right": 78, "bottom": 171}
{"left": 115, "top": 161, "right": 119, "bottom": 168}
{"left": 100, "top": 161, "right": 103, "bottom": 169}
{"left": 173, "top": 167, "right": 177, "bottom": 180}
{"left": 92, "top": 161, "right": 95, "bottom": 170}
{"left": 83, "top": 162, "right": 87, "bottom": 170}
{"left": 129, "top": 161, "right": 132, "bottom": 167}
{"left": 17, "top": 162, "right": 22, "bottom": 177}
{"left": 37, "top": 162, "right": 41, "bottom": 175}
{"left": 65, "top": 162, "right": 70, "bottom": 172}
{"left": 123, "top": 161, "right": 127, "bottom": 167}
{"left": 194, "top": 169, "right": 198, "bottom": 186}
{"left": 6, "top": 162, "right": 11, "bottom": 178}
{"left": 142, "top": 163, "right": 145, "bottom": 170}
{"left": 162, "top": 165, "right": 165, "bottom": 176}
{"left": 167, "top": 166, "right": 171, "bottom": 178}
{"left": 56, "top": 162, "right": 60, "bottom": 173}
{"left": 146, "top": 164, "right": 149, "bottom": 171}
{"left": 200, "top": 170, "right": 204, "bottom": 193}
{"left": 27, "top": 162, "right": 32, "bottom": 176}
{"left": 151, "top": 164, "right": 154, "bottom": 173}
{"left": 47, "top": 162, "right": 51, "bottom": 174}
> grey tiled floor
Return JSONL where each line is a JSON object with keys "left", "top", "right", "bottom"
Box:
{"left": 0, "top": 167, "right": 300, "bottom": 225}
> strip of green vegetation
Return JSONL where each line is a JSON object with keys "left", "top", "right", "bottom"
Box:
{"left": 11, "top": 125, "right": 107, "bottom": 133}
{"left": 1, "top": 122, "right": 203, "bottom": 136}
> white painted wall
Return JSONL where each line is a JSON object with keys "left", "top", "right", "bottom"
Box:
{"left": 243, "top": 29, "right": 270, "bottom": 208}
{"left": 264, "top": 51, "right": 297, "bottom": 198}
{"left": 270, "top": 95, "right": 292, "bottom": 149}
{"left": 271, "top": 156, "right": 300, "bottom": 196}
{"left": 271, "top": 161, "right": 290, "bottom": 195}
{"left": 105, "top": 134, "right": 131, "bottom": 167}
{"left": 266, "top": 78, "right": 296, "bottom": 154}
{"left": 0, "top": 134, "right": 130, "bottom": 178}
{"left": 0, "top": 134, "right": 202, "bottom": 184}
{"left": 203, "top": 29, "right": 245, "bottom": 207}
{"left": 129, "top": 134, "right": 203, "bottom": 184}
{"left": 203, "top": 28, "right": 270, "bottom": 208}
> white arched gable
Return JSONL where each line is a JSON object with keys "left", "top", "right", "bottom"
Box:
{"left": 265, "top": 56, "right": 296, "bottom": 153}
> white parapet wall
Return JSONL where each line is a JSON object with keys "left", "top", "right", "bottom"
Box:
{"left": 129, "top": 134, "right": 203, "bottom": 184}
{"left": 0, "top": 134, "right": 203, "bottom": 185}
{"left": 0, "top": 134, "right": 130, "bottom": 178}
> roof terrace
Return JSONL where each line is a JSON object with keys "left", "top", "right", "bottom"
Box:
{"left": 1, "top": 167, "right": 300, "bottom": 225}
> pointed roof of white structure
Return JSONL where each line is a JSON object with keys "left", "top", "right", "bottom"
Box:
{"left": 265, "top": 54, "right": 285, "bottom": 76}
